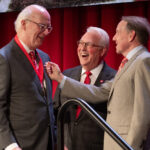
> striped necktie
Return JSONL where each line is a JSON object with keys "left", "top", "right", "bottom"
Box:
{"left": 29, "top": 51, "right": 38, "bottom": 71}
{"left": 118, "top": 57, "right": 128, "bottom": 72}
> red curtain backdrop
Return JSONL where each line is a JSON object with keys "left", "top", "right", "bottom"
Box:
{"left": 0, "top": 1, "right": 150, "bottom": 96}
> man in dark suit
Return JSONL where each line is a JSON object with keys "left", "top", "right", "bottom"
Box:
{"left": 0, "top": 4, "right": 55, "bottom": 150}
{"left": 53, "top": 27, "right": 116, "bottom": 150}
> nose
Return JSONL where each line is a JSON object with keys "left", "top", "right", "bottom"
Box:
{"left": 78, "top": 45, "right": 86, "bottom": 53}
{"left": 80, "top": 44, "right": 87, "bottom": 51}
{"left": 43, "top": 28, "right": 50, "bottom": 36}
{"left": 112, "top": 34, "right": 116, "bottom": 41}
{"left": 81, "top": 42, "right": 88, "bottom": 50}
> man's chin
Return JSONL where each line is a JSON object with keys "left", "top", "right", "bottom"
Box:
{"left": 80, "top": 61, "right": 88, "bottom": 67}
{"left": 116, "top": 49, "right": 121, "bottom": 54}
{"left": 35, "top": 43, "right": 42, "bottom": 49}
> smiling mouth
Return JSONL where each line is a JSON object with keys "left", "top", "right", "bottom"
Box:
{"left": 81, "top": 53, "right": 89, "bottom": 57}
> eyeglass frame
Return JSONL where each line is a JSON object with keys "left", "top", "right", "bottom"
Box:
{"left": 25, "top": 19, "right": 53, "bottom": 33}
{"left": 77, "top": 40, "right": 104, "bottom": 49}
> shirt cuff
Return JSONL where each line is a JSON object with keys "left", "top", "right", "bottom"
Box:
{"left": 59, "top": 76, "right": 66, "bottom": 89}
{"left": 5, "top": 143, "right": 19, "bottom": 150}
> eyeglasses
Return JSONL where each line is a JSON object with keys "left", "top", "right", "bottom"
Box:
{"left": 26, "top": 19, "right": 53, "bottom": 33}
{"left": 77, "top": 41, "right": 103, "bottom": 49}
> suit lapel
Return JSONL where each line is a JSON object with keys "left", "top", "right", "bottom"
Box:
{"left": 37, "top": 51, "right": 53, "bottom": 104}
{"left": 43, "top": 69, "right": 53, "bottom": 104}
{"left": 95, "top": 63, "right": 110, "bottom": 86}
{"left": 12, "top": 40, "right": 45, "bottom": 98}
{"left": 108, "top": 49, "right": 145, "bottom": 101}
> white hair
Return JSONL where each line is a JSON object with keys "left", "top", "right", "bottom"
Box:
{"left": 87, "top": 26, "right": 109, "bottom": 49}
{"left": 14, "top": 4, "right": 47, "bottom": 33}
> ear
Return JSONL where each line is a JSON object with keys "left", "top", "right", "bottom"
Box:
{"left": 129, "top": 30, "right": 136, "bottom": 42}
{"left": 21, "top": 20, "right": 26, "bottom": 30}
{"left": 100, "top": 47, "right": 107, "bottom": 58}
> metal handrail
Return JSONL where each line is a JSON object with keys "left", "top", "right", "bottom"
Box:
{"left": 57, "top": 98, "right": 134, "bottom": 150}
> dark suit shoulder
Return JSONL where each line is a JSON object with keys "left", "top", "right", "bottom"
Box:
{"left": 94, "top": 63, "right": 116, "bottom": 87}
{"left": 102, "top": 63, "right": 117, "bottom": 78}
{"left": 63, "top": 65, "right": 81, "bottom": 77}
{"left": 36, "top": 49, "right": 48, "bottom": 56}
{"left": 0, "top": 39, "right": 17, "bottom": 57}
{"left": 36, "top": 49, "right": 50, "bottom": 60}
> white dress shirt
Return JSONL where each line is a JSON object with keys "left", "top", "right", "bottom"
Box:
{"left": 60, "top": 61, "right": 104, "bottom": 88}
{"left": 126, "top": 45, "right": 144, "bottom": 60}
{"left": 80, "top": 62, "right": 104, "bottom": 85}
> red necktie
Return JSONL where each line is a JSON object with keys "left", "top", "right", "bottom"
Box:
{"left": 29, "top": 51, "right": 44, "bottom": 88}
{"left": 118, "top": 57, "right": 128, "bottom": 72}
{"left": 29, "top": 51, "right": 38, "bottom": 71}
{"left": 76, "top": 71, "right": 92, "bottom": 119}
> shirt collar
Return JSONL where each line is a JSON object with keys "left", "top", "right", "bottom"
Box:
{"left": 126, "top": 45, "right": 144, "bottom": 60}
{"left": 81, "top": 61, "right": 104, "bottom": 75}
{"left": 19, "top": 40, "right": 34, "bottom": 54}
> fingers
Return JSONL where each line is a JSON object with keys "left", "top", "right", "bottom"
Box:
{"left": 45, "top": 61, "right": 53, "bottom": 74}
{"left": 12, "top": 147, "right": 22, "bottom": 150}
{"left": 45, "top": 62, "right": 60, "bottom": 73}
{"left": 45, "top": 62, "right": 56, "bottom": 69}
{"left": 44, "top": 61, "right": 63, "bottom": 81}
{"left": 45, "top": 61, "right": 56, "bottom": 67}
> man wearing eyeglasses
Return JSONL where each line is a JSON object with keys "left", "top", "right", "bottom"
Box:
{"left": 53, "top": 27, "right": 116, "bottom": 150}
{"left": 0, "top": 4, "right": 55, "bottom": 150}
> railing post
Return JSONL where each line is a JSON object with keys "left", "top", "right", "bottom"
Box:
{"left": 57, "top": 98, "right": 134, "bottom": 150}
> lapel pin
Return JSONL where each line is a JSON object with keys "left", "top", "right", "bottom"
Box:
{"left": 100, "top": 80, "right": 104, "bottom": 83}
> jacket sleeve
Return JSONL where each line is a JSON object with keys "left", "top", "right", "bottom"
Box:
{"left": 61, "top": 77, "right": 113, "bottom": 104}
{"left": 0, "top": 54, "right": 16, "bottom": 149}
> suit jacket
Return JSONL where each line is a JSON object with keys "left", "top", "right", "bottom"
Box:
{"left": 60, "top": 47, "right": 150, "bottom": 150}
{"left": 53, "top": 63, "right": 116, "bottom": 150}
{"left": 0, "top": 39, "right": 55, "bottom": 150}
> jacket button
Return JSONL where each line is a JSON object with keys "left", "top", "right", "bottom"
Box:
{"left": 74, "top": 122, "right": 78, "bottom": 125}
{"left": 107, "top": 110, "right": 111, "bottom": 114}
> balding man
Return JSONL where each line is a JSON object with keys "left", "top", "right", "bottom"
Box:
{"left": 0, "top": 4, "right": 55, "bottom": 150}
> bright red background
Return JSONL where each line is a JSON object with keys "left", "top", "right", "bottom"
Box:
{"left": 0, "top": 1, "right": 150, "bottom": 96}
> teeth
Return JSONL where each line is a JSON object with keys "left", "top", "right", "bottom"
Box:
{"left": 81, "top": 53, "right": 88, "bottom": 57}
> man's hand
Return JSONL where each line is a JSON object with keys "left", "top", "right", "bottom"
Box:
{"left": 64, "top": 145, "right": 69, "bottom": 150}
{"left": 5, "top": 143, "right": 22, "bottom": 150}
{"left": 45, "top": 62, "right": 64, "bottom": 83}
